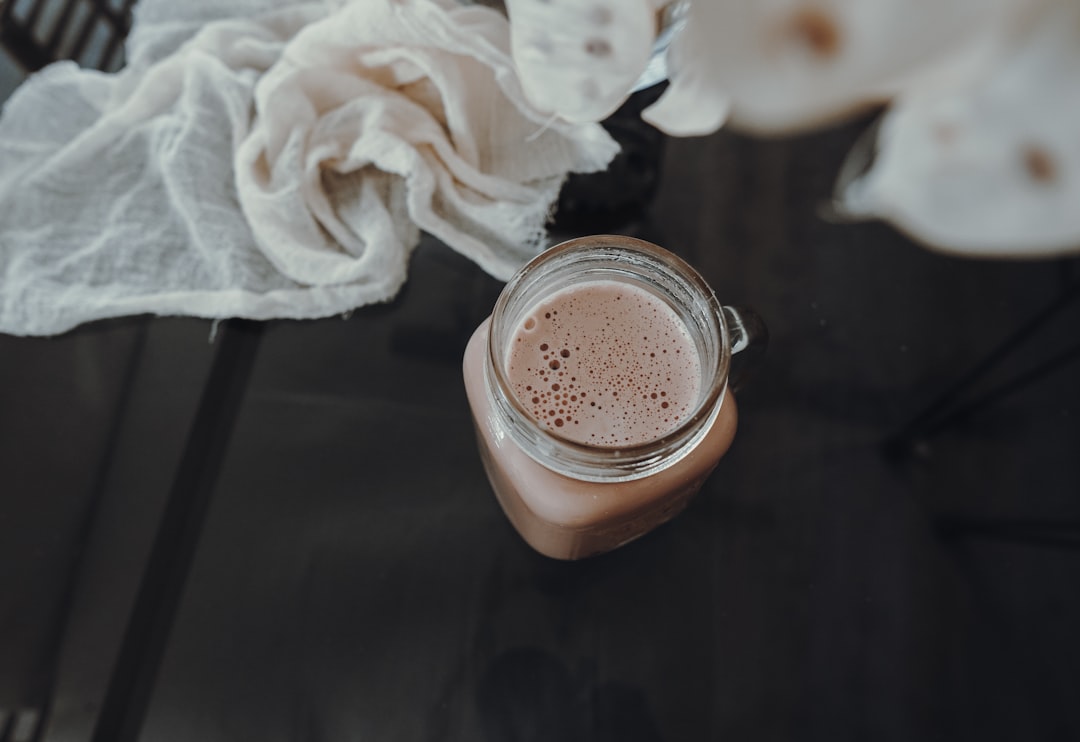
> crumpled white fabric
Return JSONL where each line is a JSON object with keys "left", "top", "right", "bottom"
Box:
{"left": 0, "top": 0, "right": 618, "bottom": 336}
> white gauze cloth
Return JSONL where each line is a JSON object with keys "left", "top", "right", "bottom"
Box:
{"left": 0, "top": 0, "right": 618, "bottom": 336}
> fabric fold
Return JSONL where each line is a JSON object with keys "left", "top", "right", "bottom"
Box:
{"left": 0, "top": 0, "right": 618, "bottom": 336}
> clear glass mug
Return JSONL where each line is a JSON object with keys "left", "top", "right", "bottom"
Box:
{"left": 462, "top": 235, "right": 766, "bottom": 559}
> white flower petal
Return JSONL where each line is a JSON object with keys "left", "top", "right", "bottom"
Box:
{"left": 641, "top": 69, "right": 729, "bottom": 137}
{"left": 641, "top": 2, "right": 729, "bottom": 136}
{"left": 837, "top": 0, "right": 1080, "bottom": 257}
{"left": 505, "top": 0, "right": 657, "bottom": 122}
{"left": 659, "top": 0, "right": 1028, "bottom": 136}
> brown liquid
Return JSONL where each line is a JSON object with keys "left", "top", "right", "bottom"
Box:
{"left": 464, "top": 316, "right": 737, "bottom": 560}
{"left": 505, "top": 280, "right": 701, "bottom": 446}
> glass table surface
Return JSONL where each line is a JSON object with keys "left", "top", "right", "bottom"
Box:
{"left": 3, "top": 122, "right": 1080, "bottom": 742}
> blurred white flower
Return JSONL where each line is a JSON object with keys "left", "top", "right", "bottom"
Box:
{"left": 506, "top": 0, "right": 1029, "bottom": 135}
{"left": 504, "top": 0, "right": 664, "bottom": 123}
{"left": 835, "top": 0, "right": 1080, "bottom": 257}
{"left": 645, "top": 0, "right": 1029, "bottom": 135}
{"left": 505, "top": 0, "right": 1080, "bottom": 257}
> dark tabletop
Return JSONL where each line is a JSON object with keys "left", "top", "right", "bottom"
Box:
{"left": 3, "top": 118, "right": 1080, "bottom": 742}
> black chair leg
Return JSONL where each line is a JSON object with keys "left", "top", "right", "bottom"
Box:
{"left": 89, "top": 320, "right": 263, "bottom": 742}
{"left": 884, "top": 262, "right": 1080, "bottom": 552}
{"left": 884, "top": 274, "right": 1080, "bottom": 458}
{"left": 0, "top": 0, "right": 134, "bottom": 73}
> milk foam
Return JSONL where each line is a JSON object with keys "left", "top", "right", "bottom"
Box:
{"left": 506, "top": 280, "right": 702, "bottom": 447}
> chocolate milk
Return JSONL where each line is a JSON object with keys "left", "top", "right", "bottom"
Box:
{"left": 505, "top": 280, "right": 701, "bottom": 447}
{"left": 463, "top": 278, "right": 738, "bottom": 560}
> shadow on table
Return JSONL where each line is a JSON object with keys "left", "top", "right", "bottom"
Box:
{"left": 476, "top": 647, "right": 664, "bottom": 742}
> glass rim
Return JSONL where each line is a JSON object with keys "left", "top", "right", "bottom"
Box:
{"left": 485, "top": 234, "right": 731, "bottom": 482}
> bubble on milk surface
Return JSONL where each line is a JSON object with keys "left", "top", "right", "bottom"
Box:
{"left": 507, "top": 281, "right": 701, "bottom": 447}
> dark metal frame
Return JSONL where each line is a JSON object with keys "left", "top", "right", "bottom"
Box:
{"left": 2, "top": 6, "right": 269, "bottom": 741}
{"left": 90, "top": 321, "right": 264, "bottom": 742}
{"left": 885, "top": 259, "right": 1080, "bottom": 550}
{"left": 885, "top": 268, "right": 1080, "bottom": 455}
{"left": 0, "top": 0, "right": 136, "bottom": 72}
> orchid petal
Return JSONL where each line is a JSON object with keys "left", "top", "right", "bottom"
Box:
{"left": 642, "top": 2, "right": 730, "bottom": 136}
{"left": 837, "top": 0, "right": 1080, "bottom": 257}
{"left": 505, "top": 0, "right": 657, "bottom": 122}
{"left": 652, "top": 0, "right": 1028, "bottom": 136}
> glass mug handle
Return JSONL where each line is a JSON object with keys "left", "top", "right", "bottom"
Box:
{"left": 722, "top": 305, "right": 768, "bottom": 391}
